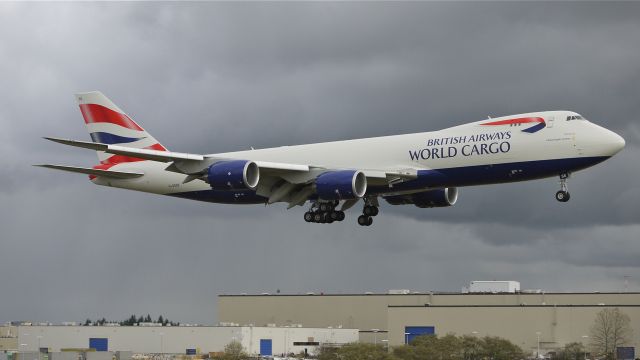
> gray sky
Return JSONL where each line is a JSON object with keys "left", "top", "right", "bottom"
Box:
{"left": 1, "top": 2, "right": 639, "bottom": 325}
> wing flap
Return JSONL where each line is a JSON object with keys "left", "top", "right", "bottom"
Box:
{"left": 254, "top": 161, "right": 310, "bottom": 172}
{"left": 34, "top": 164, "right": 144, "bottom": 179}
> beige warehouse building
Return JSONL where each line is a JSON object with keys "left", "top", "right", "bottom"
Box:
{"left": 0, "top": 325, "right": 357, "bottom": 357}
{"left": 218, "top": 291, "right": 640, "bottom": 356}
{"left": 0, "top": 326, "right": 18, "bottom": 352}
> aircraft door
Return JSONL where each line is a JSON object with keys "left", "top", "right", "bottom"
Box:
{"left": 566, "top": 117, "right": 584, "bottom": 156}
{"left": 573, "top": 131, "right": 584, "bottom": 156}
{"left": 546, "top": 116, "right": 554, "bottom": 128}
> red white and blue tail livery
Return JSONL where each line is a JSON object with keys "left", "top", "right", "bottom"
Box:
{"left": 78, "top": 92, "right": 167, "bottom": 164}
{"left": 37, "top": 91, "right": 626, "bottom": 226}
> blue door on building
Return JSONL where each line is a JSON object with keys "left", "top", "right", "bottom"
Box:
{"left": 260, "top": 339, "right": 272, "bottom": 356}
{"left": 89, "top": 338, "right": 108, "bottom": 351}
{"left": 404, "top": 326, "right": 435, "bottom": 344}
{"left": 617, "top": 347, "right": 635, "bottom": 360}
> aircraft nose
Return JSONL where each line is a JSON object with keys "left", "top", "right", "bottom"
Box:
{"left": 605, "top": 129, "right": 625, "bottom": 156}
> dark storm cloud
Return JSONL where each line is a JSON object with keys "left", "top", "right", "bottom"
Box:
{"left": 1, "top": 2, "right": 639, "bottom": 324}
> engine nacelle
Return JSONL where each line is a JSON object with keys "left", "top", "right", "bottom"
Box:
{"left": 206, "top": 160, "right": 260, "bottom": 190}
{"left": 315, "top": 170, "right": 367, "bottom": 200}
{"left": 384, "top": 188, "right": 458, "bottom": 208}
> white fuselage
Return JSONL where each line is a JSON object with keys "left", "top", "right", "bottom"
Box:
{"left": 93, "top": 110, "right": 625, "bottom": 203}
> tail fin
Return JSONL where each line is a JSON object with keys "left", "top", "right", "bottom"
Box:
{"left": 75, "top": 91, "right": 167, "bottom": 164}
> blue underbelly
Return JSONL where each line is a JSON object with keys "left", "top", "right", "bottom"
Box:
{"left": 169, "top": 189, "right": 268, "bottom": 204}
{"left": 169, "top": 156, "right": 608, "bottom": 204}
{"left": 387, "top": 155, "right": 609, "bottom": 191}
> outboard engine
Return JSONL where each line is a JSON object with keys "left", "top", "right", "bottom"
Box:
{"left": 384, "top": 188, "right": 458, "bottom": 208}
{"left": 315, "top": 170, "right": 367, "bottom": 200}
{"left": 206, "top": 160, "right": 260, "bottom": 190}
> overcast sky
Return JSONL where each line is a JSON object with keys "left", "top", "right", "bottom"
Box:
{"left": 1, "top": 2, "right": 639, "bottom": 325}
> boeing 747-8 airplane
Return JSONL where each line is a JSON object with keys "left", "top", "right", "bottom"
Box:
{"left": 38, "top": 92, "right": 625, "bottom": 226}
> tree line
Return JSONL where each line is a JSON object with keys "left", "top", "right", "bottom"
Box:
{"left": 211, "top": 334, "right": 527, "bottom": 360}
{"left": 82, "top": 314, "right": 179, "bottom": 326}
{"left": 319, "top": 334, "right": 525, "bottom": 360}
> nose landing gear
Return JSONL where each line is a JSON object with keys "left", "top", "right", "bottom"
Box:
{"left": 555, "top": 172, "right": 571, "bottom": 202}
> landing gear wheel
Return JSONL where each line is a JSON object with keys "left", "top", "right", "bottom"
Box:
{"left": 321, "top": 213, "right": 330, "bottom": 223}
{"left": 555, "top": 190, "right": 570, "bottom": 202}
{"left": 363, "top": 205, "right": 379, "bottom": 216}
{"left": 313, "top": 213, "right": 323, "bottom": 222}
{"left": 337, "top": 211, "right": 345, "bottom": 221}
{"left": 304, "top": 212, "right": 313, "bottom": 222}
{"left": 319, "top": 203, "right": 329, "bottom": 212}
{"left": 556, "top": 172, "right": 571, "bottom": 202}
{"left": 358, "top": 215, "right": 372, "bottom": 226}
{"left": 330, "top": 211, "right": 340, "bottom": 221}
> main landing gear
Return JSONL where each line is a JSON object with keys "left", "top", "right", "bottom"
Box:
{"left": 357, "top": 199, "right": 379, "bottom": 227}
{"left": 555, "top": 172, "right": 571, "bottom": 202}
{"left": 303, "top": 198, "right": 380, "bottom": 226}
{"left": 304, "top": 201, "right": 346, "bottom": 224}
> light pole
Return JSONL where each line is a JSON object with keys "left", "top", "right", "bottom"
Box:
{"left": 37, "top": 336, "right": 42, "bottom": 354}
{"left": 536, "top": 332, "right": 541, "bottom": 359}
{"left": 471, "top": 331, "right": 479, "bottom": 360}
{"left": 581, "top": 335, "right": 589, "bottom": 360}
{"left": 381, "top": 339, "right": 389, "bottom": 350}
{"left": 22, "top": 333, "right": 30, "bottom": 353}
{"left": 371, "top": 329, "right": 379, "bottom": 346}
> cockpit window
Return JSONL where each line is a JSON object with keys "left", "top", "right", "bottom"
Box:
{"left": 566, "top": 115, "right": 584, "bottom": 121}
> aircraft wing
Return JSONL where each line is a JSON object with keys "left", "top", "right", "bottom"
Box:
{"left": 44, "top": 137, "right": 419, "bottom": 207}
{"left": 34, "top": 164, "right": 144, "bottom": 179}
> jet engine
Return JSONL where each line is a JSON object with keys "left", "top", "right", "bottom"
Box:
{"left": 315, "top": 170, "right": 367, "bottom": 200}
{"left": 384, "top": 188, "right": 458, "bottom": 208}
{"left": 206, "top": 160, "right": 260, "bottom": 190}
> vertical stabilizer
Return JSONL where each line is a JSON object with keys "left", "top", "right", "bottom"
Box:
{"left": 75, "top": 91, "right": 167, "bottom": 164}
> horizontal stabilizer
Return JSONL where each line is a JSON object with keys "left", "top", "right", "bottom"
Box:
{"left": 44, "top": 136, "right": 107, "bottom": 151}
{"left": 34, "top": 164, "right": 144, "bottom": 179}
{"left": 44, "top": 137, "right": 204, "bottom": 162}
